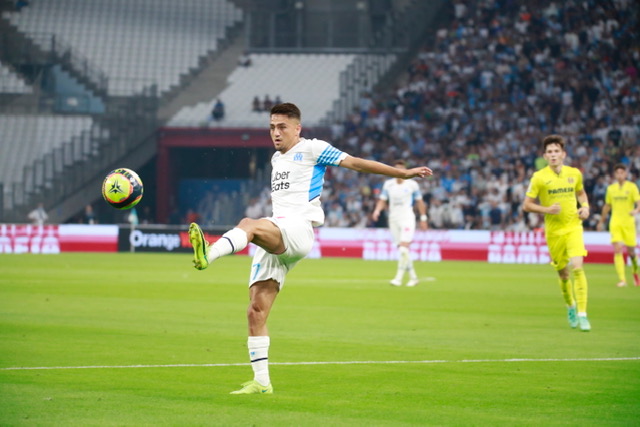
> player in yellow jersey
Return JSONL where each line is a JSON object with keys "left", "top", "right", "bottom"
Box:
{"left": 523, "top": 135, "right": 592, "bottom": 331}
{"left": 597, "top": 164, "right": 640, "bottom": 287}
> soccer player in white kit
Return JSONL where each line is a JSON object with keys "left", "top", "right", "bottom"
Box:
{"left": 188, "top": 103, "right": 432, "bottom": 394}
{"left": 372, "top": 160, "right": 428, "bottom": 287}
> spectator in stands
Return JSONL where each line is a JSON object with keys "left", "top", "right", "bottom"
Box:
{"left": 262, "top": 95, "right": 273, "bottom": 112}
{"left": 245, "top": 197, "right": 264, "bottom": 219}
{"left": 127, "top": 207, "right": 139, "bottom": 227}
{"left": 428, "top": 198, "right": 446, "bottom": 229}
{"left": 252, "top": 96, "right": 262, "bottom": 112}
{"left": 488, "top": 201, "right": 503, "bottom": 231}
{"left": 211, "top": 99, "right": 225, "bottom": 121}
{"left": 83, "top": 204, "right": 96, "bottom": 224}
{"left": 27, "top": 203, "right": 48, "bottom": 225}
{"left": 238, "top": 51, "right": 252, "bottom": 67}
{"left": 139, "top": 206, "right": 154, "bottom": 225}
{"left": 168, "top": 207, "right": 182, "bottom": 225}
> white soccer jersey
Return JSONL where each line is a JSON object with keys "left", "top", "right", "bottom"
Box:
{"left": 270, "top": 138, "right": 347, "bottom": 227}
{"left": 380, "top": 178, "right": 422, "bottom": 222}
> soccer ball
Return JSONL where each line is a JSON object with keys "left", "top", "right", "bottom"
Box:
{"left": 101, "top": 168, "right": 143, "bottom": 210}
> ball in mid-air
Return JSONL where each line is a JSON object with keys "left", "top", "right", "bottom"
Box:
{"left": 101, "top": 168, "right": 143, "bottom": 210}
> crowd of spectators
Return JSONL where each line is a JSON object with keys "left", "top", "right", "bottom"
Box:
{"left": 317, "top": 0, "right": 639, "bottom": 231}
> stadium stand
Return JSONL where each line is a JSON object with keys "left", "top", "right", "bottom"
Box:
{"left": 214, "top": 0, "right": 638, "bottom": 232}
{"left": 4, "top": 0, "right": 243, "bottom": 95}
{"left": 316, "top": 0, "right": 639, "bottom": 231}
{"left": 0, "top": 62, "right": 32, "bottom": 93}
{"left": 0, "top": 115, "right": 98, "bottom": 208}
{"left": 1, "top": 0, "right": 636, "bottom": 231}
{"left": 169, "top": 53, "right": 396, "bottom": 127}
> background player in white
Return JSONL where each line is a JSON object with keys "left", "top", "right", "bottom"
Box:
{"left": 372, "top": 159, "right": 428, "bottom": 286}
{"left": 188, "top": 103, "right": 433, "bottom": 394}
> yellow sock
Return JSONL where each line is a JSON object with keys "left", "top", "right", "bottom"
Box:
{"left": 558, "top": 278, "right": 575, "bottom": 307}
{"left": 614, "top": 253, "right": 626, "bottom": 283}
{"left": 573, "top": 268, "right": 588, "bottom": 314}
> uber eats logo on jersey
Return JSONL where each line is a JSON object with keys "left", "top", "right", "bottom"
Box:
{"left": 272, "top": 170, "right": 290, "bottom": 191}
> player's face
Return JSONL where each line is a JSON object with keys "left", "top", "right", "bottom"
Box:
{"left": 543, "top": 143, "right": 566, "bottom": 167}
{"left": 270, "top": 114, "right": 301, "bottom": 153}
{"left": 614, "top": 168, "right": 627, "bottom": 183}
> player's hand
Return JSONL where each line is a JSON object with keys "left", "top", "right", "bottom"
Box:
{"left": 577, "top": 206, "right": 590, "bottom": 220}
{"left": 372, "top": 210, "right": 380, "bottom": 221}
{"left": 547, "top": 203, "right": 561, "bottom": 215}
{"left": 405, "top": 166, "right": 433, "bottom": 179}
{"left": 596, "top": 222, "right": 604, "bottom": 232}
{"left": 419, "top": 220, "right": 428, "bottom": 231}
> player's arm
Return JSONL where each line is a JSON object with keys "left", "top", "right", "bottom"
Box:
{"left": 522, "top": 196, "right": 560, "bottom": 215}
{"left": 597, "top": 203, "right": 611, "bottom": 231}
{"left": 632, "top": 186, "right": 640, "bottom": 216}
{"left": 576, "top": 188, "right": 590, "bottom": 220}
{"left": 339, "top": 156, "right": 432, "bottom": 179}
{"left": 416, "top": 198, "right": 428, "bottom": 230}
{"left": 372, "top": 198, "right": 387, "bottom": 222}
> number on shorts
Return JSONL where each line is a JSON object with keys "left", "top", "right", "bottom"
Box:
{"left": 251, "top": 263, "right": 261, "bottom": 281}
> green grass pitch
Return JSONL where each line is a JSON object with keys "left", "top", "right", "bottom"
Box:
{"left": 1, "top": 253, "right": 639, "bottom": 426}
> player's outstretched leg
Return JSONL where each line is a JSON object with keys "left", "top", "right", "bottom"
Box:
{"left": 189, "top": 222, "right": 209, "bottom": 270}
{"left": 230, "top": 380, "right": 273, "bottom": 395}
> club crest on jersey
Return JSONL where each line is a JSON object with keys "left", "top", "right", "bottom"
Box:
{"left": 567, "top": 177, "right": 574, "bottom": 184}
{"left": 294, "top": 153, "right": 303, "bottom": 161}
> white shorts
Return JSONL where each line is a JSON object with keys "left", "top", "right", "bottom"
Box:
{"left": 389, "top": 217, "right": 416, "bottom": 245}
{"left": 248, "top": 216, "right": 314, "bottom": 289}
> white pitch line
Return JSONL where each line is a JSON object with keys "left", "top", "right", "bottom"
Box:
{"left": 2, "top": 357, "right": 639, "bottom": 371}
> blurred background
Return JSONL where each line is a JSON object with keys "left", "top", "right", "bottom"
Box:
{"left": 0, "top": 0, "right": 637, "bottom": 231}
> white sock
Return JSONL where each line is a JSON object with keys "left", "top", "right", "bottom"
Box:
{"left": 208, "top": 228, "right": 248, "bottom": 262}
{"left": 396, "top": 246, "right": 409, "bottom": 280}
{"left": 248, "top": 336, "right": 270, "bottom": 386}
{"left": 406, "top": 252, "right": 417, "bottom": 280}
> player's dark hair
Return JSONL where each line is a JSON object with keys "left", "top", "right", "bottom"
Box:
{"left": 613, "top": 163, "right": 627, "bottom": 172}
{"left": 542, "top": 134, "right": 565, "bottom": 151}
{"left": 394, "top": 159, "right": 407, "bottom": 167}
{"left": 271, "top": 103, "right": 301, "bottom": 121}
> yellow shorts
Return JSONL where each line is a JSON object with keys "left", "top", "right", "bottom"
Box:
{"left": 546, "top": 228, "right": 587, "bottom": 271}
{"left": 609, "top": 221, "right": 637, "bottom": 247}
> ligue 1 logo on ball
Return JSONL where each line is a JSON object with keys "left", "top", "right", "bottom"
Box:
{"left": 101, "top": 168, "right": 144, "bottom": 210}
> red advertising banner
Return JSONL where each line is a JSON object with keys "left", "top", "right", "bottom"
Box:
{"left": 248, "top": 228, "right": 625, "bottom": 265}
{"left": 1, "top": 224, "right": 633, "bottom": 264}
{"left": 0, "top": 224, "right": 118, "bottom": 254}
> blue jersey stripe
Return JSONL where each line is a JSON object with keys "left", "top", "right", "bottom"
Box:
{"left": 317, "top": 146, "right": 343, "bottom": 165}
{"left": 309, "top": 164, "right": 326, "bottom": 200}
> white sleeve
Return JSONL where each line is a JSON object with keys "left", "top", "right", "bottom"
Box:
{"left": 311, "top": 139, "right": 347, "bottom": 166}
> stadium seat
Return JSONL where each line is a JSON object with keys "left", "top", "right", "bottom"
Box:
{"left": 5, "top": 0, "right": 243, "bottom": 96}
